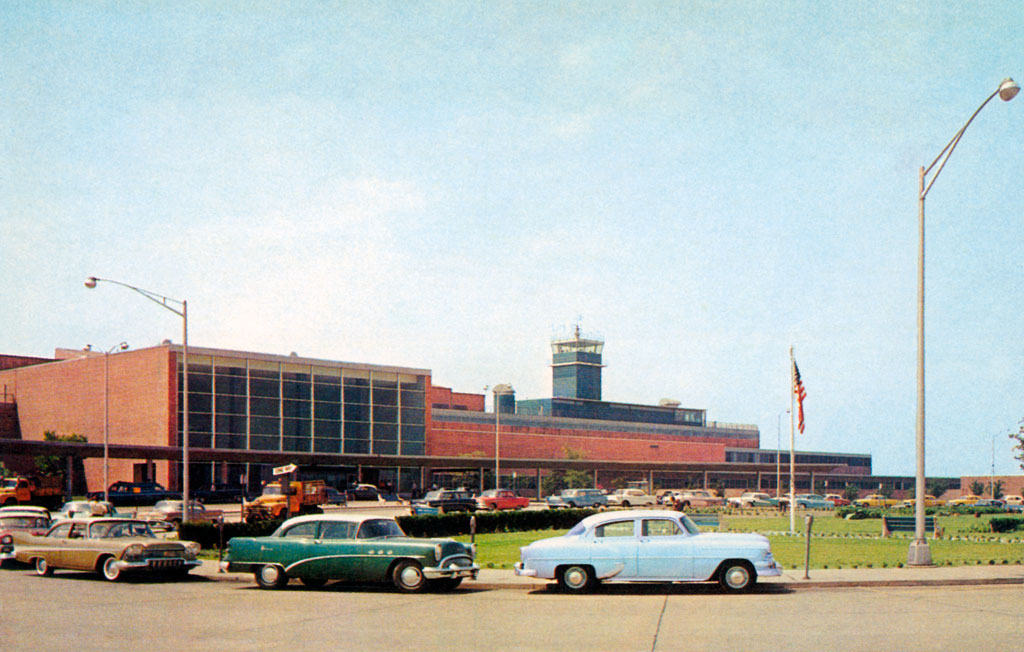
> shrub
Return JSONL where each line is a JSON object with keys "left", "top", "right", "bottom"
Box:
{"left": 988, "top": 517, "right": 1024, "bottom": 534}
{"left": 178, "top": 519, "right": 281, "bottom": 549}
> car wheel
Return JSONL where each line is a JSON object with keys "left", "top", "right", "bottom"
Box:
{"left": 567, "top": 502, "right": 578, "bottom": 508}
{"left": 101, "top": 556, "right": 122, "bottom": 582}
{"left": 170, "top": 519, "right": 182, "bottom": 532}
{"left": 392, "top": 560, "right": 427, "bottom": 593}
{"left": 300, "top": 577, "right": 327, "bottom": 589}
{"left": 488, "top": 504, "right": 498, "bottom": 511}
{"left": 718, "top": 561, "right": 755, "bottom": 593}
{"left": 558, "top": 565, "right": 596, "bottom": 593}
{"left": 34, "top": 557, "right": 53, "bottom": 577}
{"left": 255, "top": 564, "right": 288, "bottom": 590}
{"left": 622, "top": 501, "right": 631, "bottom": 508}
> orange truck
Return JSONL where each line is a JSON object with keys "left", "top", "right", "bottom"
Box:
{"left": 242, "top": 480, "right": 326, "bottom": 521}
{"left": 0, "top": 476, "right": 64, "bottom": 508}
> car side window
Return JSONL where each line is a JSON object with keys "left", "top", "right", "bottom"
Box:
{"left": 642, "top": 519, "right": 682, "bottom": 537}
{"left": 69, "top": 523, "right": 87, "bottom": 539}
{"left": 595, "top": 521, "right": 635, "bottom": 538}
{"left": 282, "top": 522, "right": 319, "bottom": 538}
{"left": 319, "top": 521, "right": 355, "bottom": 540}
{"left": 48, "top": 523, "right": 72, "bottom": 538}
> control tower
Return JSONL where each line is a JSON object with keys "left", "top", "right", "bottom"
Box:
{"left": 551, "top": 326, "right": 605, "bottom": 400}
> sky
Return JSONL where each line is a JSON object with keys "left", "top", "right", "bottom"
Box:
{"left": 3, "top": 1, "right": 1023, "bottom": 478}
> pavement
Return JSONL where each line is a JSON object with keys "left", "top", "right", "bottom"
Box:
{"left": 193, "top": 559, "right": 1024, "bottom": 590}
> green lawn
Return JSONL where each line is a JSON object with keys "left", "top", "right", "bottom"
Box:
{"left": 455, "top": 513, "right": 1024, "bottom": 570}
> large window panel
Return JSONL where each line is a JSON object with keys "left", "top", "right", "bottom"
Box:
{"left": 283, "top": 437, "right": 311, "bottom": 452}
{"left": 400, "top": 407, "right": 425, "bottom": 425}
{"left": 188, "top": 433, "right": 212, "bottom": 448}
{"left": 373, "top": 405, "right": 398, "bottom": 423}
{"left": 373, "top": 439, "right": 397, "bottom": 455}
{"left": 372, "top": 387, "right": 398, "bottom": 406}
{"left": 215, "top": 433, "right": 246, "bottom": 449}
{"left": 186, "top": 373, "right": 212, "bottom": 394}
{"left": 399, "top": 374, "right": 425, "bottom": 391}
{"left": 343, "top": 383, "right": 369, "bottom": 405}
{"left": 250, "top": 377, "right": 280, "bottom": 397}
{"left": 250, "top": 416, "right": 279, "bottom": 435}
{"left": 250, "top": 435, "right": 278, "bottom": 451}
{"left": 400, "top": 391, "right": 425, "bottom": 408}
{"left": 250, "top": 397, "right": 279, "bottom": 417}
{"left": 401, "top": 425, "right": 425, "bottom": 443}
{"left": 314, "top": 402, "right": 340, "bottom": 421}
{"left": 344, "top": 402, "right": 370, "bottom": 422}
{"left": 344, "top": 438, "right": 369, "bottom": 454}
{"left": 215, "top": 375, "right": 247, "bottom": 395}
{"left": 217, "top": 395, "right": 247, "bottom": 415}
{"left": 282, "top": 381, "right": 309, "bottom": 400}
{"left": 314, "top": 419, "right": 341, "bottom": 437}
{"left": 216, "top": 414, "right": 247, "bottom": 434}
{"left": 313, "top": 383, "right": 340, "bottom": 402}
{"left": 400, "top": 441, "right": 425, "bottom": 456}
{"left": 313, "top": 437, "right": 341, "bottom": 453}
{"left": 282, "top": 418, "right": 310, "bottom": 438}
{"left": 282, "top": 399, "right": 311, "bottom": 419}
{"left": 188, "top": 393, "right": 212, "bottom": 413}
{"left": 344, "top": 421, "right": 369, "bottom": 439}
{"left": 373, "top": 423, "right": 398, "bottom": 441}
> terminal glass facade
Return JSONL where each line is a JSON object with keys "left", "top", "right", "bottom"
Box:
{"left": 177, "top": 354, "right": 427, "bottom": 456}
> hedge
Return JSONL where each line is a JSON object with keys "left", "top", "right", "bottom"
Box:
{"left": 177, "top": 508, "right": 599, "bottom": 549}
{"left": 988, "top": 517, "right": 1024, "bottom": 533}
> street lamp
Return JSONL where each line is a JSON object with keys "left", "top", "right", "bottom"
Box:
{"left": 103, "top": 341, "right": 129, "bottom": 503}
{"left": 776, "top": 410, "right": 789, "bottom": 498}
{"left": 85, "top": 276, "right": 192, "bottom": 522}
{"left": 910, "top": 77, "right": 1019, "bottom": 566}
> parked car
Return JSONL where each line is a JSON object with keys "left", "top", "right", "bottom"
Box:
{"left": 655, "top": 489, "right": 680, "bottom": 505}
{"left": 823, "top": 494, "right": 850, "bottom": 507}
{"left": 10, "top": 518, "right": 201, "bottom": 581}
{"left": 52, "top": 501, "right": 119, "bottom": 521}
{"left": 136, "top": 501, "right": 224, "bottom": 530}
{"left": 515, "top": 509, "right": 781, "bottom": 593}
{"left": 972, "top": 498, "right": 1005, "bottom": 509}
{"left": 192, "top": 483, "right": 248, "bottom": 503}
{"left": 948, "top": 494, "right": 983, "bottom": 507}
{"left": 476, "top": 489, "right": 530, "bottom": 511}
{"left": 898, "top": 494, "right": 944, "bottom": 509}
{"left": 546, "top": 488, "right": 608, "bottom": 509}
{"left": 672, "top": 490, "right": 725, "bottom": 508}
{"left": 345, "top": 484, "right": 381, "bottom": 501}
{"left": 88, "top": 481, "right": 178, "bottom": 506}
{"left": 0, "top": 510, "right": 53, "bottom": 565}
{"left": 321, "top": 487, "right": 348, "bottom": 506}
{"left": 221, "top": 513, "right": 479, "bottom": 592}
{"left": 412, "top": 489, "right": 477, "bottom": 513}
{"left": 853, "top": 494, "right": 901, "bottom": 508}
{"left": 0, "top": 505, "right": 52, "bottom": 519}
{"left": 780, "top": 494, "right": 835, "bottom": 510}
{"left": 1003, "top": 495, "right": 1024, "bottom": 512}
{"left": 606, "top": 489, "right": 657, "bottom": 508}
{"left": 727, "top": 492, "right": 780, "bottom": 508}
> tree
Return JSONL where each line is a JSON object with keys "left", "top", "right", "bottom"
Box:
{"left": 1010, "top": 421, "right": 1024, "bottom": 472}
{"left": 34, "top": 430, "right": 88, "bottom": 478}
{"left": 926, "top": 479, "right": 950, "bottom": 499}
{"left": 969, "top": 480, "right": 986, "bottom": 496}
{"left": 989, "top": 479, "right": 1005, "bottom": 500}
{"left": 842, "top": 484, "right": 860, "bottom": 502}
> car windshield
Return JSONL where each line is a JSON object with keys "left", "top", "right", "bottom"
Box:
{"left": 356, "top": 519, "right": 404, "bottom": 539}
{"left": 0, "top": 516, "right": 37, "bottom": 528}
{"left": 91, "top": 521, "right": 156, "bottom": 538}
{"left": 154, "top": 501, "right": 180, "bottom": 510}
{"left": 423, "top": 491, "right": 442, "bottom": 500}
{"left": 1, "top": 479, "right": 17, "bottom": 489}
{"left": 677, "top": 515, "right": 700, "bottom": 535}
{"left": 480, "top": 490, "right": 497, "bottom": 497}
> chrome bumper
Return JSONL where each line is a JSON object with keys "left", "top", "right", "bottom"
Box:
{"left": 513, "top": 562, "right": 537, "bottom": 577}
{"left": 114, "top": 558, "right": 202, "bottom": 572}
{"left": 423, "top": 563, "right": 479, "bottom": 580}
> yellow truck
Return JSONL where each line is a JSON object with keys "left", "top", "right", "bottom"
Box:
{"left": 0, "top": 476, "right": 64, "bottom": 508}
{"left": 242, "top": 480, "right": 326, "bottom": 521}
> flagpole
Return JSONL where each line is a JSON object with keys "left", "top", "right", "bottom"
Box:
{"left": 789, "top": 347, "right": 796, "bottom": 535}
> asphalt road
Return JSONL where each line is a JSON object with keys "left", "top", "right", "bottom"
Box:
{"left": 2, "top": 566, "right": 1022, "bottom": 652}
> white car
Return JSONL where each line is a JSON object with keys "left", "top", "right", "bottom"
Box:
{"left": 514, "top": 510, "right": 781, "bottom": 593}
{"left": 605, "top": 489, "right": 657, "bottom": 508}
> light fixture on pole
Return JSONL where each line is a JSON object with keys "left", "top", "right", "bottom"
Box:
{"left": 102, "top": 341, "right": 129, "bottom": 503}
{"left": 85, "top": 276, "right": 192, "bottom": 523}
{"left": 910, "top": 77, "right": 1018, "bottom": 566}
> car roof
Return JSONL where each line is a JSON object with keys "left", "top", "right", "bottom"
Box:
{"left": 280, "top": 513, "right": 393, "bottom": 527}
{"left": 575, "top": 510, "right": 682, "bottom": 528}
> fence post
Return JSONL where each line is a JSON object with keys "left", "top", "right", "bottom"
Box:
{"left": 803, "top": 514, "right": 814, "bottom": 580}
{"left": 217, "top": 516, "right": 225, "bottom": 572}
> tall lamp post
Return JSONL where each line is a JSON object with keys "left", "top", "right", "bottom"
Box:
{"left": 910, "top": 77, "right": 1019, "bottom": 566}
{"left": 103, "top": 341, "right": 129, "bottom": 503}
{"left": 85, "top": 276, "right": 192, "bottom": 523}
{"left": 776, "top": 409, "right": 788, "bottom": 498}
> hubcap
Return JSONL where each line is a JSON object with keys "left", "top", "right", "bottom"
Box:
{"left": 400, "top": 566, "right": 422, "bottom": 586}
{"left": 565, "top": 568, "right": 586, "bottom": 588}
{"left": 261, "top": 566, "right": 280, "bottom": 584}
{"left": 726, "top": 567, "right": 749, "bottom": 588}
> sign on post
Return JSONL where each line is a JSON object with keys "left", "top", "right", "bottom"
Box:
{"left": 273, "top": 464, "right": 297, "bottom": 476}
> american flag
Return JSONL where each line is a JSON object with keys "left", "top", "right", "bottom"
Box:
{"left": 793, "top": 360, "right": 807, "bottom": 433}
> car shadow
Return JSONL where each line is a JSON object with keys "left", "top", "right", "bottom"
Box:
{"left": 528, "top": 582, "right": 794, "bottom": 596}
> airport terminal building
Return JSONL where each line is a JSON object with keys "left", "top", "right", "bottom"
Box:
{"left": 1, "top": 331, "right": 911, "bottom": 498}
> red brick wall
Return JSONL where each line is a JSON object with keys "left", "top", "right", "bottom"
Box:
{"left": 428, "top": 385, "right": 485, "bottom": 411}
{"left": 0, "top": 354, "right": 54, "bottom": 372}
{"left": 0, "top": 347, "right": 175, "bottom": 491}
{"left": 427, "top": 418, "right": 731, "bottom": 464}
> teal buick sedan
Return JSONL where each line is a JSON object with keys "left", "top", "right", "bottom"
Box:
{"left": 222, "top": 514, "right": 479, "bottom": 592}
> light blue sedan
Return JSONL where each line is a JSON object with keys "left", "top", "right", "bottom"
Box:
{"left": 514, "top": 510, "right": 781, "bottom": 593}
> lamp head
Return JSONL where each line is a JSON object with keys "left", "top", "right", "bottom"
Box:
{"left": 998, "top": 77, "right": 1019, "bottom": 101}
{"left": 84, "top": 277, "right": 98, "bottom": 289}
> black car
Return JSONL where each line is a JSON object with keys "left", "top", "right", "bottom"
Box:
{"left": 88, "top": 481, "right": 178, "bottom": 506}
{"left": 322, "top": 487, "right": 348, "bottom": 506}
{"left": 345, "top": 484, "right": 381, "bottom": 501}
{"left": 192, "top": 483, "right": 249, "bottom": 503}
{"left": 413, "top": 489, "right": 477, "bottom": 513}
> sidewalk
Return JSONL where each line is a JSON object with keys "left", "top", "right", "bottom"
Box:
{"left": 194, "top": 559, "right": 1024, "bottom": 590}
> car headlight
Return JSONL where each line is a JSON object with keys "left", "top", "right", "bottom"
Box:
{"left": 0, "top": 534, "right": 12, "bottom": 545}
{"left": 183, "top": 542, "right": 201, "bottom": 560}
{"left": 122, "top": 543, "right": 145, "bottom": 561}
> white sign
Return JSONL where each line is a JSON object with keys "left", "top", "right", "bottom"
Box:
{"left": 273, "top": 464, "right": 298, "bottom": 476}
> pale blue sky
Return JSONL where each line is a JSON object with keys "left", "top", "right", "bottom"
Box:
{"left": 3, "top": 1, "right": 1022, "bottom": 477}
